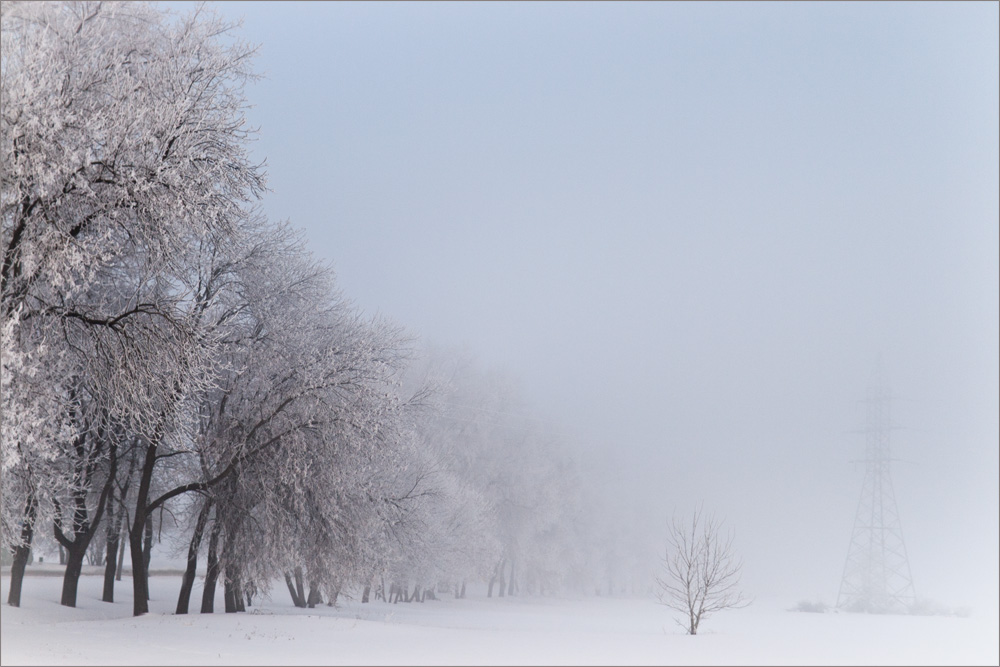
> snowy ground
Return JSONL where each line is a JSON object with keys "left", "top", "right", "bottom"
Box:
{"left": 2, "top": 569, "right": 997, "bottom": 666}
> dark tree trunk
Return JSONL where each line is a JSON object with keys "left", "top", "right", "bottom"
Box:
{"left": 142, "top": 513, "right": 153, "bottom": 599}
{"left": 55, "top": 468, "right": 114, "bottom": 608}
{"left": 127, "top": 523, "right": 148, "bottom": 613}
{"left": 176, "top": 500, "right": 212, "bottom": 614}
{"left": 285, "top": 572, "right": 306, "bottom": 607}
{"left": 223, "top": 565, "right": 244, "bottom": 613}
{"left": 130, "top": 440, "right": 158, "bottom": 616}
{"left": 200, "top": 519, "right": 221, "bottom": 613}
{"left": 102, "top": 535, "right": 118, "bottom": 602}
{"left": 7, "top": 492, "right": 37, "bottom": 608}
{"left": 306, "top": 581, "right": 321, "bottom": 608}
{"left": 362, "top": 584, "right": 370, "bottom": 603}
{"left": 102, "top": 490, "right": 120, "bottom": 602}
{"left": 60, "top": 546, "right": 87, "bottom": 607}
{"left": 293, "top": 567, "right": 306, "bottom": 607}
{"left": 413, "top": 583, "right": 422, "bottom": 602}
{"left": 224, "top": 571, "right": 238, "bottom": 613}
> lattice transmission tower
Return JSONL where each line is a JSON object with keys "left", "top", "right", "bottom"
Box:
{"left": 837, "top": 367, "right": 916, "bottom": 613}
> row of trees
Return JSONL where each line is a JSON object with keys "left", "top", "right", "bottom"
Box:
{"left": 2, "top": 1, "right": 657, "bottom": 618}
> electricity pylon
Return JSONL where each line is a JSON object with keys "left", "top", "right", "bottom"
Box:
{"left": 837, "top": 369, "right": 916, "bottom": 613}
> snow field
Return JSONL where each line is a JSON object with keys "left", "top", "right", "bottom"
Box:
{"left": 2, "top": 572, "right": 998, "bottom": 665}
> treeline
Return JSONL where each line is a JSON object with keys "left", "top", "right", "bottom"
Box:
{"left": 1, "top": 2, "right": 653, "bottom": 617}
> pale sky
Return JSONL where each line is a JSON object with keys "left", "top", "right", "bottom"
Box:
{"left": 175, "top": 1, "right": 998, "bottom": 609}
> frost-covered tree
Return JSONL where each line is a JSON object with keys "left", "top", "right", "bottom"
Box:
{"left": 2, "top": 0, "right": 268, "bottom": 614}
{"left": 397, "top": 347, "right": 588, "bottom": 600}
{"left": 205, "top": 299, "right": 412, "bottom": 612}
{"left": 139, "top": 217, "right": 419, "bottom": 614}
{"left": 48, "top": 379, "right": 120, "bottom": 607}
{"left": 1, "top": 0, "right": 606, "bottom": 619}
{"left": 656, "top": 509, "right": 750, "bottom": 635}
{"left": 1, "top": 304, "right": 71, "bottom": 605}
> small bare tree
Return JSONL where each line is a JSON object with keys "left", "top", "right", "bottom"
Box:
{"left": 656, "top": 509, "right": 750, "bottom": 635}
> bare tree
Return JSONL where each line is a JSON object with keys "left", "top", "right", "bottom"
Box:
{"left": 656, "top": 509, "right": 750, "bottom": 635}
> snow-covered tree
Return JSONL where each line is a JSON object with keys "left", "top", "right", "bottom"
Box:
{"left": 656, "top": 509, "right": 750, "bottom": 635}
{"left": 2, "top": 0, "right": 268, "bottom": 614}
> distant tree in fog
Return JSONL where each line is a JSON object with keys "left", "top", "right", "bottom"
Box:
{"left": 656, "top": 509, "right": 750, "bottom": 635}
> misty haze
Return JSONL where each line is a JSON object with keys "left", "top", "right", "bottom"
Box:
{"left": 1, "top": 1, "right": 997, "bottom": 665}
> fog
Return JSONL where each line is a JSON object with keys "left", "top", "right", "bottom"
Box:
{"left": 204, "top": 1, "right": 997, "bottom": 611}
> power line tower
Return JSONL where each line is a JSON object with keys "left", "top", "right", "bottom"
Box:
{"left": 837, "top": 367, "right": 916, "bottom": 613}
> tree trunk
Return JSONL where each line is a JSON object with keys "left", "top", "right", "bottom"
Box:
{"left": 130, "top": 440, "right": 158, "bottom": 616}
{"left": 412, "top": 583, "right": 421, "bottom": 603}
{"left": 102, "top": 491, "right": 119, "bottom": 603}
{"left": 102, "top": 535, "right": 118, "bottom": 603}
{"left": 224, "top": 564, "right": 244, "bottom": 613}
{"left": 507, "top": 559, "right": 516, "bottom": 596}
{"left": 7, "top": 492, "right": 37, "bottom": 608}
{"left": 176, "top": 500, "right": 212, "bottom": 614}
{"left": 362, "top": 584, "right": 370, "bottom": 603}
{"left": 293, "top": 567, "right": 306, "bottom": 607}
{"left": 115, "top": 535, "right": 126, "bottom": 581}
{"left": 285, "top": 572, "right": 306, "bottom": 607}
{"left": 142, "top": 513, "right": 153, "bottom": 599}
{"left": 488, "top": 558, "right": 505, "bottom": 598}
{"left": 224, "top": 570, "right": 238, "bottom": 613}
{"left": 306, "top": 581, "right": 320, "bottom": 608}
{"left": 200, "top": 520, "right": 221, "bottom": 613}
{"left": 235, "top": 575, "right": 245, "bottom": 612}
{"left": 114, "top": 458, "right": 134, "bottom": 585}
{"left": 60, "top": 546, "right": 87, "bottom": 607}
{"left": 128, "top": 522, "right": 148, "bottom": 613}
{"left": 460, "top": 581, "right": 466, "bottom": 599}
{"left": 55, "top": 470, "right": 114, "bottom": 608}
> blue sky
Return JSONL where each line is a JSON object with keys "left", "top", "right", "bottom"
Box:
{"left": 168, "top": 1, "right": 999, "bottom": 607}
